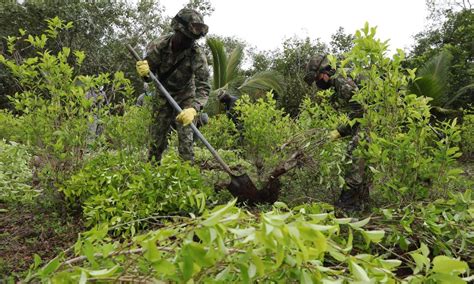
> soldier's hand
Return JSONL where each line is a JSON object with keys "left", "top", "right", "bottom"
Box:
{"left": 328, "top": 129, "right": 341, "bottom": 141}
{"left": 136, "top": 60, "right": 150, "bottom": 77}
{"left": 176, "top": 108, "right": 197, "bottom": 126}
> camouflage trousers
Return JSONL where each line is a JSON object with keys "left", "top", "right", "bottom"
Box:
{"left": 337, "top": 132, "right": 371, "bottom": 210}
{"left": 149, "top": 98, "right": 194, "bottom": 163}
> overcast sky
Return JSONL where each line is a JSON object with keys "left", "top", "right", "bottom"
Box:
{"left": 162, "top": 0, "right": 429, "bottom": 53}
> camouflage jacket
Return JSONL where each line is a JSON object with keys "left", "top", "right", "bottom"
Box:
{"left": 328, "top": 71, "right": 364, "bottom": 137}
{"left": 145, "top": 34, "right": 210, "bottom": 111}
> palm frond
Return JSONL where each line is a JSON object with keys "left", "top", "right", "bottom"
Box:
{"left": 411, "top": 75, "right": 446, "bottom": 105}
{"left": 206, "top": 38, "right": 227, "bottom": 89}
{"left": 226, "top": 45, "right": 243, "bottom": 83}
{"left": 238, "top": 71, "right": 285, "bottom": 95}
{"left": 410, "top": 50, "right": 453, "bottom": 106}
{"left": 444, "top": 83, "right": 474, "bottom": 107}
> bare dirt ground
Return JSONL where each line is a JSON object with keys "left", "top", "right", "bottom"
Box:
{"left": 0, "top": 202, "right": 83, "bottom": 281}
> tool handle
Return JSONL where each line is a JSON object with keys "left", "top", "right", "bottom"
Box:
{"left": 126, "top": 44, "right": 234, "bottom": 175}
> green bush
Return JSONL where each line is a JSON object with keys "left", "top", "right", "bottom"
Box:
{"left": 0, "top": 18, "right": 134, "bottom": 191}
{"left": 0, "top": 110, "right": 24, "bottom": 143}
{"left": 236, "top": 93, "right": 297, "bottom": 179}
{"left": 198, "top": 114, "right": 239, "bottom": 150}
{"left": 62, "top": 150, "right": 211, "bottom": 230}
{"left": 0, "top": 139, "right": 34, "bottom": 202}
{"left": 276, "top": 96, "right": 348, "bottom": 205}
{"left": 102, "top": 104, "right": 152, "bottom": 153}
{"left": 460, "top": 114, "right": 474, "bottom": 157}
{"left": 340, "top": 23, "right": 463, "bottom": 204}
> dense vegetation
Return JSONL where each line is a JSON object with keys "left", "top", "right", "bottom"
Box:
{"left": 0, "top": 0, "right": 472, "bottom": 282}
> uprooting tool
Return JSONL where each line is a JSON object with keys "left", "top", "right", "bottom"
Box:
{"left": 127, "top": 44, "right": 273, "bottom": 204}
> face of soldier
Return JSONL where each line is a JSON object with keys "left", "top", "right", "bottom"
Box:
{"left": 172, "top": 31, "right": 196, "bottom": 52}
{"left": 315, "top": 73, "right": 332, "bottom": 89}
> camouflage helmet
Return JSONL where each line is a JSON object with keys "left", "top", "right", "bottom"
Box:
{"left": 304, "top": 54, "right": 330, "bottom": 85}
{"left": 171, "top": 8, "right": 208, "bottom": 40}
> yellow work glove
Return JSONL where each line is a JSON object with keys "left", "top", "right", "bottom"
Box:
{"left": 136, "top": 60, "right": 150, "bottom": 77}
{"left": 328, "top": 129, "right": 341, "bottom": 141}
{"left": 176, "top": 108, "right": 197, "bottom": 126}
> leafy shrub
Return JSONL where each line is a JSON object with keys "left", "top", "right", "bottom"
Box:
{"left": 379, "top": 189, "right": 473, "bottom": 263}
{"left": 297, "top": 94, "right": 343, "bottom": 130}
{"left": 102, "top": 104, "right": 152, "bottom": 153}
{"left": 460, "top": 114, "right": 474, "bottom": 157}
{"left": 0, "top": 110, "right": 24, "bottom": 143}
{"left": 267, "top": 96, "right": 347, "bottom": 205}
{"left": 62, "top": 150, "right": 211, "bottom": 230}
{"left": 0, "top": 18, "right": 134, "bottom": 190}
{"left": 0, "top": 139, "right": 34, "bottom": 202}
{"left": 340, "top": 23, "right": 463, "bottom": 204}
{"left": 235, "top": 93, "right": 296, "bottom": 179}
{"left": 271, "top": 36, "right": 328, "bottom": 116}
{"left": 198, "top": 114, "right": 239, "bottom": 150}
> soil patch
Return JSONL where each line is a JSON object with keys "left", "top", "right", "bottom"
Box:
{"left": 0, "top": 202, "right": 83, "bottom": 281}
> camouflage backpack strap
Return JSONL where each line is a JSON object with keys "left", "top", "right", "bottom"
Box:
{"left": 159, "top": 54, "right": 187, "bottom": 83}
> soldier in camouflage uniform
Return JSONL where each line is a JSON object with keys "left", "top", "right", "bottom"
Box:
{"left": 304, "top": 54, "right": 369, "bottom": 210}
{"left": 135, "top": 8, "right": 210, "bottom": 163}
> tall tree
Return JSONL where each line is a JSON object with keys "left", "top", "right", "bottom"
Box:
{"left": 408, "top": 0, "right": 473, "bottom": 108}
{"left": 271, "top": 36, "right": 328, "bottom": 116}
{"left": 330, "top": 27, "right": 355, "bottom": 57}
{"left": 0, "top": 1, "right": 166, "bottom": 109}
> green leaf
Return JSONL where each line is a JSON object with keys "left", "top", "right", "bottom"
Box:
{"left": 431, "top": 273, "right": 466, "bottom": 284}
{"left": 251, "top": 253, "right": 265, "bottom": 277}
{"left": 207, "top": 38, "right": 228, "bottom": 89}
{"left": 182, "top": 252, "right": 194, "bottom": 282}
{"left": 313, "top": 231, "right": 328, "bottom": 255}
{"left": 153, "top": 259, "right": 176, "bottom": 275}
{"left": 411, "top": 253, "right": 429, "bottom": 274}
{"left": 335, "top": 218, "right": 352, "bottom": 224}
{"left": 87, "top": 265, "right": 120, "bottom": 277}
{"left": 382, "top": 209, "right": 393, "bottom": 220}
{"left": 362, "top": 230, "right": 385, "bottom": 243}
{"left": 82, "top": 242, "right": 97, "bottom": 266}
{"left": 307, "top": 223, "right": 337, "bottom": 232}
{"left": 420, "top": 243, "right": 430, "bottom": 257}
{"left": 447, "top": 168, "right": 464, "bottom": 176}
{"left": 201, "top": 199, "right": 237, "bottom": 226}
{"left": 379, "top": 259, "right": 402, "bottom": 270}
{"left": 300, "top": 269, "right": 314, "bottom": 284}
{"left": 226, "top": 45, "right": 243, "bottom": 83}
{"left": 328, "top": 248, "right": 346, "bottom": 262}
{"left": 215, "top": 266, "right": 231, "bottom": 280}
{"left": 143, "top": 240, "right": 161, "bottom": 262}
{"left": 349, "top": 217, "right": 371, "bottom": 229}
{"left": 40, "top": 257, "right": 61, "bottom": 277}
{"left": 79, "top": 271, "right": 87, "bottom": 284}
{"left": 248, "top": 263, "right": 257, "bottom": 278}
{"left": 184, "top": 242, "right": 213, "bottom": 267}
{"left": 33, "top": 254, "right": 42, "bottom": 269}
{"left": 432, "top": 256, "right": 468, "bottom": 275}
{"left": 350, "top": 260, "right": 370, "bottom": 282}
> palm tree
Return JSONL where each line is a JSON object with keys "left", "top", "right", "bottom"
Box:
{"left": 409, "top": 49, "right": 473, "bottom": 121}
{"left": 206, "top": 38, "right": 284, "bottom": 114}
{"left": 409, "top": 49, "right": 473, "bottom": 109}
